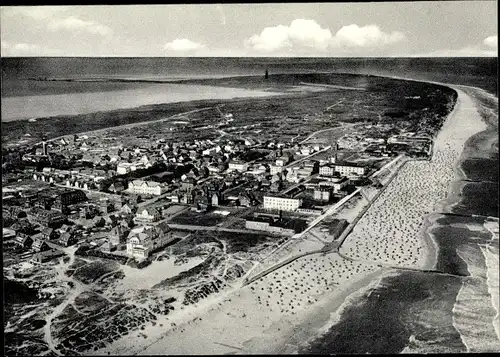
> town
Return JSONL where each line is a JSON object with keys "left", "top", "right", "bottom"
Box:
{"left": 3, "top": 105, "right": 433, "bottom": 264}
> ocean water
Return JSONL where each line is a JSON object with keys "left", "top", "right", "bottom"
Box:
{"left": 299, "top": 271, "right": 466, "bottom": 354}
{"left": 1, "top": 57, "right": 497, "bottom": 95}
{"left": 1, "top": 82, "right": 281, "bottom": 122}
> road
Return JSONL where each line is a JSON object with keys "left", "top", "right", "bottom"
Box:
{"left": 299, "top": 122, "right": 359, "bottom": 145}
{"left": 298, "top": 82, "right": 367, "bottom": 91}
{"left": 167, "top": 223, "right": 286, "bottom": 236}
{"left": 43, "top": 245, "right": 118, "bottom": 355}
{"left": 43, "top": 246, "right": 80, "bottom": 356}
{"left": 284, "top": 145, "right": 332, "bottom": 169}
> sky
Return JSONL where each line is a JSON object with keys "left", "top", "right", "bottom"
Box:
{"left": 0, "top": 2, "right": 497, "bottom": 57}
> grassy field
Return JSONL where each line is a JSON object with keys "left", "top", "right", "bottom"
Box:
{"left": 2, "top": 73, "right": 456, "bottom": 151}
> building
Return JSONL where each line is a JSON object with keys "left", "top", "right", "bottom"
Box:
{"left": 228, "top": 161, "right": 249, "bottom": 172}
{"left": 126, "top": 223, "right": 175, "bottom": 259}
{"left": 313, "top": 188, "right": 331, "bottom": 202}
{"left": 319, "top": 176, "right": 349, "bottom": 194}
{"left": 275, "top": 156, "right": 291, "bottom": 167}
{"left": 181, "top": 178, "right": 196, "bottom": 192}
{"left": 116, "top": 162, "right": 134, "bottom": 175}
{"left": 134, "top": 207, "right": 162, "bottom": 223}
{"left": 53, "top": 190, "right": 87, "bottom": 213}
{"left": 263, "top": 195, "right": 302, "bottom": 212}
{"left": 41, "top": 227, "right": 57, "bottom": 240}
{"left": 269, "top": 165, "right": 284, "bottom": 175}
{"left": 334, "top": 164, "right": 366, "bottom": 177}
{"left": 27, "top": 208, "right": 66, "bottom": 229}
{"left": 109, "top": 225, "right": 131, "bottom": 249}
{"left": 59, "top": 232, "right": 77, "bottom": 247}
{"left": 32, "top": 238, "right": 50, "bottom": 252}
{"left": 108, "top": 182, "right": 125, "bottom": 194}
{"left": 15, "top": 235, "right": 33, "bottom": 249}
{"left": 245, "top": 215, "right": 307, "bottom": 235}
{"left": 128, "top": 180, "right": 167, "bottom": 196}
{"left": 32, "top": 249, "right": 65, "bottom": 263}
{"left": 319, "top": 164, "right": 336, "bottom": 177}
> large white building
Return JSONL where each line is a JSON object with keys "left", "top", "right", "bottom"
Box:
{"left": 128, "top": 180, "right": 167, "bottom": 196}
{"left": 263, "top": 195, "right": 302, "bottom": 212}
{"left": 319, "top": 164, "right": 336, "bottom": 177}
{"left": 134, "top": 207, "right": 162, "bottom": 223}
{"left": 117, "top": 162, "right": 145, "bottom": 175}
{"left": 269, "top": 165, "right": 284, "bottom": 175}
{"left": 228, "top": 161, "right": 249, "bottom": 172}
{"left": 334, "top": 164, "right": 366, "bottom": 177}
{"left": 126, "top": 223, "right": 174, "bottom": 259}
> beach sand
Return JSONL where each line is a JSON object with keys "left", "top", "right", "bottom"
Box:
{"left": 339, "top": 87, "right": 487, "bottom": 271}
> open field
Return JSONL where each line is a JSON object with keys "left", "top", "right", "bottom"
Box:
{"left": 2, "top": 72, "right": 455, "bottom": 150}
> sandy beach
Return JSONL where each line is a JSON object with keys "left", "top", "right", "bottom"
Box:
{"left": 339, "top": 86, "right": 487, "bottom": 270}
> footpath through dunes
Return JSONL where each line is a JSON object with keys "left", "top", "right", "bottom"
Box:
{"left": 339, "top": 87, "right": 487, "bottom": 271}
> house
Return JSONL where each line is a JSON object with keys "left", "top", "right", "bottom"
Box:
{"left": 228, "top": 161, "right": 249, "bottom": 172}
{"left": 128, "top": 180, "right": 167, "bottom": 196}
{"left": 59, "top": 232, "right": 77, "bottom": 247}
{"left": 121, "top": 204, "right": 136, "bottom": 215}
{"left": 108, "top": 182, "right": 125, "bottom": 194}
{"left": 32, "top": 238, "right": 50, "bottom": 252}
{"left": 32, "top": 249, "right": 65, "bottom": 263}
{"left": 15, "top": 235, "right": 33, "bottom": 249}
{"left": 134, "top": 207, "right": 162, "bottom": 223}
{"left": 58, "top": 224, "right": 72, "bottom": 234}
{"left": 126, "top": 223, "right": 175, "bottom": 259}
{"left": 110, "top": 225, "right": 131, "bottom": 247}
{"left": 41, "top": 227, "right": 57, "bottom": 240}
{"left": 27, "top": 208, "right": 66, "bottom": 229}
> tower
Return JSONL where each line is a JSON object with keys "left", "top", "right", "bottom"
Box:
{"left": 42, "top": 135, "right": 48, "bottom": 156}
{"left": 330, "top": 140, "right": 338, "bottom": 163}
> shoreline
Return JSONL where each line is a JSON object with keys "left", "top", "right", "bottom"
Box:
{"left": 241, "top": 267, "right": 386, "bottom": 354}
{"left": 1, "top": 83, "right": 285, "bottom": 123}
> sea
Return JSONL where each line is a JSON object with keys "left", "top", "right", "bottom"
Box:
{"left": 1, "top": 56, "right": 498, "bottom": 353}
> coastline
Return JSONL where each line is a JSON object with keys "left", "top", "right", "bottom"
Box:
{"left": 240, "top": 267, "right": 386, "bottom": 354}
{"left": 1, "top": 83, "right": 284, "bottom": 123}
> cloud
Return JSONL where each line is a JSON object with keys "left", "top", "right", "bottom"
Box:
{"left": 164, "top": 39, "right": 206, "bottom": 52}
{"left": 483, "top": 35, "right": 497, "bottom": 49}
{"left": 1, "top": 40, "right": 64, "bottom": 56}
{"left": 244, "top": 20, "right": 405, "bottom": 53}
{"left": 244, "top": 19, "right": 332, "bottom": 52}
{"left": 2, "top": 6, "right": 70, "bottom": 20}
{"left": 331, "top": 24, "right": 405, "bottom": 48}
{"left": 48, "top": 16, "right": 112, "bottom": 37}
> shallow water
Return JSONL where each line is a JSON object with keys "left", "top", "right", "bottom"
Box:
{"left": 1, "top": 83, "right": 281, "bottom": 122}
{"left": 299, "top": 271, "right": 466, "bottom": 354}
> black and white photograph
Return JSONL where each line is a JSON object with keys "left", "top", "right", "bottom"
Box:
{"left": 1, "top": 2, "right": 498, "bottom": 355}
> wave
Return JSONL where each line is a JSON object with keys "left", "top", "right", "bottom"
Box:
{"left": 452, "top": 243, "right": 500, "bottom": 352}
